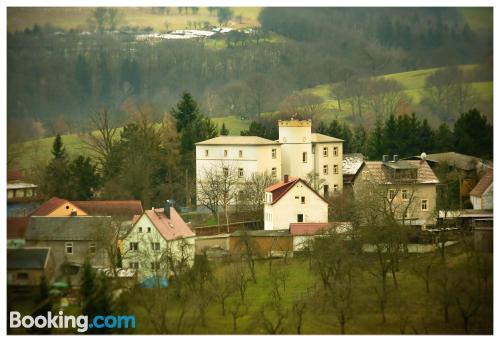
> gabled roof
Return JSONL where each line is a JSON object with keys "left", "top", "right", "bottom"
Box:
{"left": 265, "top": 177, "right": 328, "bottom": 205}
{"left": 72, "top": 200, "right": 143, "bottom": 218}
{"left": 7, "top": 217, "right": 30, "bottom": 239}
{"left": 470, "top": 169, "right": 493, "bottom": 197}
{"left": 7, "top": 248, "right": 51, "bottom": 270}
{"left": 311, "top": 133, "right": 343, "bottom": 143}
{"left": 138, "top": 207, "right": 195, "bottom": 241}
{"left": 196, "top": 136, "right": 280, "bottom": 146}
{"left": 362, "top": 160, "right": 439, "bottom": 184}
{"left": 29, "top": 197, "right": 74, "bottom": 216}
{"left": 26, "top": 216, "right": 112, "bottom": 241}
{"left": 289, "top": 222, "right": 352, "bottom": 236}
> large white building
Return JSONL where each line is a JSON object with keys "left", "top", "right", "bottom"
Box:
{"left": 263, "top": 176, "right": 329, "bottom": 230}
{"left": 195, "top": 119, "right": 344, "bottom": 205}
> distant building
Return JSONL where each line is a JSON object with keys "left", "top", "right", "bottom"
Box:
{"left": 342, "top": 153, "right": 365, "bottom": 190}
{"left": 469, "top": 169, "right": 493, "bottom": 210}
{"left": 25, "top": 216, "right": 113, "bottom": 283}
{"left": 122, "top": 205, "right": 196, "bottom": 280}
{"left": 30, "top": 197, "right": 88, "bottom": 217}
{"left": 7, "top": 170, "right": 41, "bottom": 217}
{"left": 264, "top": 176, "right": 328, "bottom": 230}
{"left": 353, "top": 155, "right": 440, "bottom": 227}
{"left": 7, "top": 247, "right": 55, "bottom": 287}
{"left": 290, "top": 222, "right": 352, "bottom": 252}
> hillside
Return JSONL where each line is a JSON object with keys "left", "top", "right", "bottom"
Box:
{"left": 7, "top": 7, "right": 261, "bottom": 32}
{"left": 303, "top": 64, "right": 493, "bottom": 124}
{"left": 8, "top": 116, "right": 251, "bottom": 172}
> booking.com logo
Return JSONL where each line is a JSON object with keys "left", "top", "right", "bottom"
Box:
{"left": 10, "top": 311, "right": 136, "bottom": 333}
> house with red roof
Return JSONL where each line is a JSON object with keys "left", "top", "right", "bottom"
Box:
{"left": 122, "top": 204, "right": 195, "bottom": 279}
{"left": 470, "top": 169, "right": 493, "bottom": 210}
{"left": 264, "top": 175, "right": 328, "bottom": 230}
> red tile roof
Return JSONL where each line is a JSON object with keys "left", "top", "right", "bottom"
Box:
{"left": 265, "top": 177, "right": 327, "bottom": 205}
{"left": 72, "top": 200, "right": 143, "bottom": 218}
{"left": 7, "top": 217, "right": 30, "bottom": 239}
{"left": 289, "top": 222, "right": 352, "bottom": 236}
{"left": 264, "top": 177, "right": 300, "bottom": 204}
{"left": 143, "top": 207, "right": 195, "bottom": 241}
{"left": 29, "top": 197, "right": 69, "bottom": 216}
{"left": 470, "top": 169, "right": 493, "bottom": 197}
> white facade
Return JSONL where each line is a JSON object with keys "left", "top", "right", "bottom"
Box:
{"left": 471, "top": 183, "right": 493, "bottom": 210}
{"left": 122, "top": 213, "right": 195, "bottom": 280}
{"left": 195, "top": 120, "right": 344, "bottom": 205}
{"left": 264, "top": 180, "right": 328, "bottom": 230}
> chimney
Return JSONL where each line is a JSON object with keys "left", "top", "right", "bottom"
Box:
{"left": 164, "top": 200, "right": 173, "bottom": 219}
{"left": 382, "top": 155, "right": 389, "bottom": 162}
{"left": 393, "top": 154, "right": 399, "bottom": 162}
{"left": 284, "top": 174, "right": 289, "bottom": 183}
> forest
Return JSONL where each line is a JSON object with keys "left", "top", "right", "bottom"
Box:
{"left": 7, "top": 7, "right": 492, "bottom": 142}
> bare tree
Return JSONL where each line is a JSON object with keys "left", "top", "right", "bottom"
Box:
{"left": 238, "top": 171, "right": 276, "bottom": 221}
{"left": 81, "top": 109, "right": 117, "bottom": 172}
{"left": 364, "top": 78, "right": 409, "bottom": 121}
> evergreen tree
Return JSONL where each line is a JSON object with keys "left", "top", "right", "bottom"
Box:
{"left": 418, "top": 119, "right": 435, "bottom": 154}
{"left": 68, "top": 156, "right": 100, "bottom": 200}
{"left": 454, "top": 109, "right": 493, "bottom": 159}
{"left": 351, "top": 125, "right": 367, "bottom": 154}
{"left": 98, "top": 49, "right": 112, "bottom": 102}
{"left": 171, "top": 91, "right": 200, "bottom": 133}
{"left": 220, "top": 122, "right": 229, "bottom": 135}
{"left": 382, "top": 114, "right": 398, "bottom": 156}
{"left": 435, "top": 123, "right": 454, "bottom": 152}
{"left": 51, "top": 134, "right": 67, "bottom": 160}
{"left": 43, "top": 135, "right": 70, "bottom": 198}
{"left": 367, "top": 119, "right": 385, "bottom": 159}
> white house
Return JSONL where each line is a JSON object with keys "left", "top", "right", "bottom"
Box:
{"left": 195, "top": 119, "right": 344, "bottom": 206}
{"left": 263, "top": 176, "right": 329, "bottom": 230}
{"left": 470, "top": 169, "right": 493, "bottom": 210}
{"left": 122, "top": 205, "right": 195, "bottom": 280}
{"left": 278, "top": 119, "right": 344, "bottom": 196}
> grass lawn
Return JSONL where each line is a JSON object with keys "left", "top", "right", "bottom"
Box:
{"left": 7, "top": 7, "right": 262, "bottom": 33}
{"left": 126, "top": 247, "right": 492, "bottom": 334}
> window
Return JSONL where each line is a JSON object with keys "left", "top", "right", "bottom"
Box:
{"left": 89, "top": 242, "right": 96, "bottom": 255}
{"left": 17, "top": 273, "right": 29, "bottom": 280}
{"left": 323, "top": 185, "right": 329, "bottom": 196}
{"left": 388, "top": 189, "right": 396, "bottom": 200}
{"left": 65, "top": 242, "right": 73, "bottom": 255}
{"left": 333, "top": 184, "right": 339, "bottom": 192}
{"left": 7, "top": 190, "right": 13, "bottom": 199}
{"left": 26, "top": 189, "right": 33, "bottom": 197}
{"left": 271, "top": 167, "right": 277, "bottom": 178}
{"left": 323, "top": 165, "right": 328, "bottom": 175}
{"left": 301, "top": 196, "right": 305, "bottom": 204}
{"left": 129, "top": 262, "right": 139, "bottom": 269}
{"left": 17, "top": 189, "right": 25, "bottom": 198}
{"left": 151, "top": 262, "right": 160, "bottom": 271}
{"left": 272, "top": 149, "right": 277, "bottom": 159}
{"left": 130, "top": 242, "right": 139, "bottom": 251}
{"left": 297, "top": 214, "right": 304, "bottom": 222}
{"left": 421, "top": 199, "right": 428, "bottom": 211}
{"left": 323, "top": 147, "right": 328, "bottom": 157}
{"left": 333, "top": 164, "right": 339, "bottom": 174}
{"left": 224, "top": 150, "right": 228, "bottom": 157}
{"left": 223, "top": 168, "right": 229, "bottom": 177}
{"left": 238, "top": 168, "right": 244, "bottom": 178}
{"left": 147, "top": 227, "right": 152, "bottom": 233}
{"left": 302, "top": 152, "right": 307, "bottom": 163}
{"left": 333, "top": 146, "right": 338, "bottom": 156}
{"left": 138, "top": 227, "right": 142, "bottom": 233}
{"left": 205, "top": 149, "right": 209, "bottom": 157}
{"left": 401, "top": 189, "right": 408, "bottom": 200}
{"left": 151, "top": 242, "right": 161, "bottom": 251}
{"left": 239, "top": 150, "right": 243, "bottom": 158}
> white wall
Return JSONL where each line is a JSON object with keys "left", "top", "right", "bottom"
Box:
{"left": 122, "top": 214, "right": 195, "bottom": 280}
{"left": 279, "top": 124, "right": 314, "bottom": 179}
{"left": 471, "top": 184, "right": 493, "bottom": 210}
{"left": 313, "top": 141, "right": 343, "bottom": 195}
{"left": 264, "top": 181, "right": 328, "bottom": 230}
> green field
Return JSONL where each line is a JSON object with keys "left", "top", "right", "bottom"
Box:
{"left": 305, "top": 64, "right": 493, "bottom": 119}
{"left": 7, "top": 7, "right": 262, "bottom": 33}
{"left": 9, "top": 246, "right": 493, "bottom": 334}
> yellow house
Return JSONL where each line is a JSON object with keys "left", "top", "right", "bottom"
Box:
{"left": 30, "top": 197, "right": 88, "bottom": 216}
